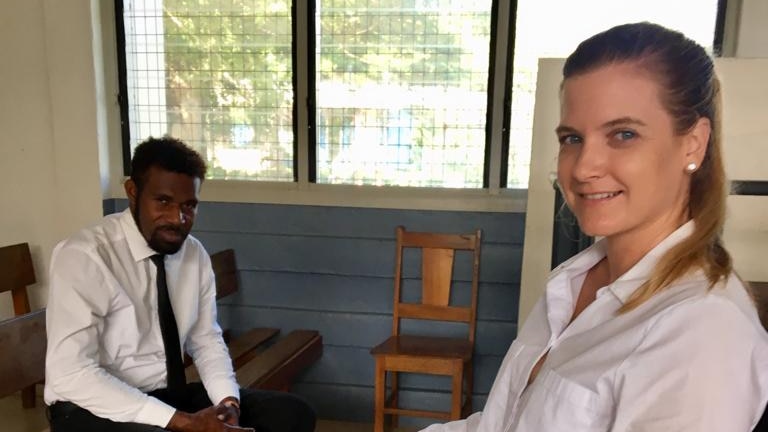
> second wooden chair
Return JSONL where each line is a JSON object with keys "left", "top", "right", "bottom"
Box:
{"left": 370, "top": 226, "right": 482, "bottom": 432}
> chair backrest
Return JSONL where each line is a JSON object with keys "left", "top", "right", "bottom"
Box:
{"left": 211, "top": 249, "right": 238, "bottom": 300}
{"left": 0, "top": 309, "right": 46, "bottom": 398}
{"left": 392, "top": 226, "right": 482, "bottom": 343}
{"left": 0, "top": 243, "right": 36, "bottom": 316}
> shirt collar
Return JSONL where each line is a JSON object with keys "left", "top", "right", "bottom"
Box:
{"left": 547, "top": 220, "right": 696, "bottom": 305}
{"left": 118, "top": 208, "right": 157, "bottom": 263}
{"left": 544, "top": 240, "right": 607, "bottom": 337}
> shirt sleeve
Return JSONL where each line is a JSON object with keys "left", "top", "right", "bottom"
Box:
{"left": 183, "top": 249, "right": 239, "bottom": 404}
{"left": 45, "top": 243, "right": 176, "bottom": 427}
{"left": 419, "top": 412, "right": 481, "bottom": 432}
{"left": 611, "top": 296, "right": 768, "bottom": 431}
{"left": 418, "top": 337, "right": 530, "bottom": 432}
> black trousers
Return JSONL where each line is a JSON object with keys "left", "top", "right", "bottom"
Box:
{"left": 47, "top": 382, "right": 315, "bottom": 432}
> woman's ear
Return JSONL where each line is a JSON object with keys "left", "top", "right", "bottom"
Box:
{"left": 684, "top": 117, "right": 711, "bottom": 167}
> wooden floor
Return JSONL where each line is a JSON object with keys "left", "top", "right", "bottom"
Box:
{"left": 0, "top": 390, "right": 418, "bottom": 432}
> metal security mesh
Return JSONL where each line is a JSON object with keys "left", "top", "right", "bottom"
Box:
{"left": 315, "top": 0, "right": 493, "bottom": 187}
{"left": 122, "top": 0, "right": 294, "bottom": 181}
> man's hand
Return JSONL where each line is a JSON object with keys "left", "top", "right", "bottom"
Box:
{"left": 215, "top": 396, "right": 241, "bottom": 426}
{"left": 166, "top": 405, "right": 254, "bottom": 432}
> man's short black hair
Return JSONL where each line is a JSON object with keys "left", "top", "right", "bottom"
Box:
{"left": 130, "top": 136, "right": 207, "bottom": 191}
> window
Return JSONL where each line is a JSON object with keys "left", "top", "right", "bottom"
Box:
{"left": 313, "top": 1, "right": 492, "bottom": 187}
{"left": 506, "top": 0, "right": 724, "bottom": 187}
{"left": 119, "top": 0, "right": 294, "bottom": 181}
{"left": 117, "top": 0, "right": 725, "bottom": 190}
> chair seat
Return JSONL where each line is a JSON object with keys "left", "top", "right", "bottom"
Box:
{"left": 371, "top": 335, "right": 473, "bottom": 361}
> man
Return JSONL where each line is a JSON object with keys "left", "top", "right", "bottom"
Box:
{"left": 44, "top": 136, "right": 315, "bottom": 432}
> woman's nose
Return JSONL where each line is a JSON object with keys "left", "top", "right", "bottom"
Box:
{"left": 572, "top": 141, "right": 607, "bottom": 181}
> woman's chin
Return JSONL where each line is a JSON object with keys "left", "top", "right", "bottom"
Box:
{"left": 575, "top": 221, "right": 616, "bottom": 239}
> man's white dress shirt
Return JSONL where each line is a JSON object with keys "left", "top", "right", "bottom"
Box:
{"left": 44, "top": 209, "right": 239, "bottom": 427}
{"left": 422, "top": 221, "right": 768, "bottom": 431}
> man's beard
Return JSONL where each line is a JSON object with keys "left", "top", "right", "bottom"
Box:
{"left": 131, "top": 201, "right": 189, "bottom": 255}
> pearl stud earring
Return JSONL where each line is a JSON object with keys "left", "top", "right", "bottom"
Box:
{"left": 685, "top": 162, "right": 697, "bottom": 173}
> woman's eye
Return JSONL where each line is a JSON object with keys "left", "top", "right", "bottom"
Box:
{"left": 558, "top": 135, "right": 582, "bottom": 146}
{"left": 614, "top": 130, "right": 636, "bottom": 141}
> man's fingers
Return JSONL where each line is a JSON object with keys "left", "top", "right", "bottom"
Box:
{"left": 224, "top": 426, "right": 254, "bottom": 432}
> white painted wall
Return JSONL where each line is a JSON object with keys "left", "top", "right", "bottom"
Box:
{"left": 0, "top": 0, "right": 108, "bottom": 319}
{"left": 718, "top": 58, "right": 768, "bottom": 283}
{"left": 735, "top": 0, "right": 768, "bottom": 57}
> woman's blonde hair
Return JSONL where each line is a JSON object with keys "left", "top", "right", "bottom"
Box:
{"left": 562, "top": 22, "right": 732, "bottom": 313}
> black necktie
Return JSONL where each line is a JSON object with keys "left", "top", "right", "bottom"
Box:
{"left": 150, "top": 254, "right": 186, "bottom": 394}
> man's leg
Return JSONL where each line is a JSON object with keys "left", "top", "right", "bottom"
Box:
{"left": 238, "top": 388, "right": 315, "bottom": 432}
{"left": 47, "top": 383, "right": 211, "bottom": 432}
{"left": 48, "top": 401, "right": 166, "bottom": 432}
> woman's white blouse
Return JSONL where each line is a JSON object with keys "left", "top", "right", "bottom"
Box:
{"left": 421, "top": 222, "right": 768, "bottom": 432}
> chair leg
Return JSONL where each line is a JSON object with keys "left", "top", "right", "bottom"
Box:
{"left": 464, "top": 361, "right": 473, "bottom": 416}
{"left": 374, "top": 359, "right": 385, "bottom": 432}
{"left": 391, "top": 371, "right": 399, "bottom": 429}
{"left": 450, "top": 361, "right": 463, "bottom": 420}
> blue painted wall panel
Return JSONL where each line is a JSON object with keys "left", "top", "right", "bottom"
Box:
{"left": 223, "top": 270, "right": 518, "bottom": 322}
{"left": 193, "top": 202, "right": 525, "bottom": 245}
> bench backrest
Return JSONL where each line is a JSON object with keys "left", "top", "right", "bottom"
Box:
{"left": 0, "top": 309, "right": 46, "bottom": 398}
{"left": 211, "top": 249, "right": 238, "bottom": 300}
{"left": 0, "top": 242, "right": 36, "bottom": 315}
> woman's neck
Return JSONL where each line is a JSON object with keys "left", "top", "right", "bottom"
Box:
{"left": 602, "top": 215, "right": 689, "bottom": 283}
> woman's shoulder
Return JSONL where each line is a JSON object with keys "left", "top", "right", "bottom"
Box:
{"left": 645, "top": 272, "right": 768, "bottom": 345}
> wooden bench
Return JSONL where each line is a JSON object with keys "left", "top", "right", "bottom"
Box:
{"left": 0, "top": 242, "right": 40, "bottom": 408}
{"left": 184, "top": 249, "right": 323, "bottom": 391}
{"left": 235, "top": 329, "right": 322, "bottom": 391}
{"left": 0, "top": 309, "right": 46, "bottom": 405}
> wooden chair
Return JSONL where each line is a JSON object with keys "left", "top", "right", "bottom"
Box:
{"left": 370, "top": 226, "right": 482, "bottom": 432}
{"left": 0, "top": 242, "right": 39, "bottom": 408}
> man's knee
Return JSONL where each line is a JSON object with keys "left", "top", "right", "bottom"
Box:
{"left": 240, "top": 390, "right": 315, "bottom": 432}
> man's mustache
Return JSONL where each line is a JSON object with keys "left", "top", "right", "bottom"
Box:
{"left": 155, "top": 225, "right": 185, "bottom": 235}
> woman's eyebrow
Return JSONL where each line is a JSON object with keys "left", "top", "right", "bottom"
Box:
{"left": 600, "top": 117, "right": 647, "bottom": 129}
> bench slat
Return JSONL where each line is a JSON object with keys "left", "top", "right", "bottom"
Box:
{"left": 236, "top": 330, "right": 323, "bottom": 391}
{"left": 185, "top": 328, "right": 280, "bottom": 382}
{"left": 227, "top": 328, "right": 280, "bottom": 369}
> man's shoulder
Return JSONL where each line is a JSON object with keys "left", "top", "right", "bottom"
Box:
{"left": 55, "top": 212, "right": 126, "bottom": 257}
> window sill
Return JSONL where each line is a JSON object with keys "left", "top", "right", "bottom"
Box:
{"left": 111, "top": 179, "right": 527, "bottom": 212}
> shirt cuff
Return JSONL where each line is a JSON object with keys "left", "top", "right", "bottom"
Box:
{"left": 134, "top": 396, "right": 177, "bottom": 428}
{"left": 206, "top": 379, "right": 241, "bottom": 405}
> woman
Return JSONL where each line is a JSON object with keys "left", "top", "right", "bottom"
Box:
{"left": 421, "top": 22, "right": 768, "bottom": 432}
